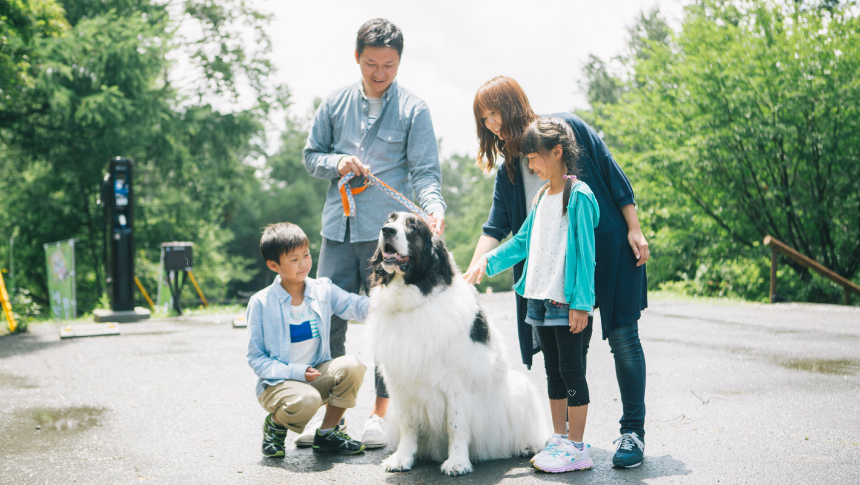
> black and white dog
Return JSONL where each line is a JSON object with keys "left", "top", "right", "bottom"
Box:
{"left": 368, "top": 212, "right": 547, "bottom": 476}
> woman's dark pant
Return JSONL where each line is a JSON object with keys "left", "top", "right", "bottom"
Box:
{"left": 535, "top": 317, "right": 593, "bottom": 407}
{"left": 608, "top": 322, "right": 646, "bottom": 439}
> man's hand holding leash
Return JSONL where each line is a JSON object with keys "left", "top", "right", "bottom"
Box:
{"left": 338, "top": 156, "right": 369, "bottom": 177}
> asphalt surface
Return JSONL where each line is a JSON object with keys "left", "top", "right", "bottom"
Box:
{"left": 1, "top": 293, "right": 859, "bottom": 484}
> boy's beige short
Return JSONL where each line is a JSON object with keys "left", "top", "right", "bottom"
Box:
{"left": 258, "top": 355, "right": 366, "bottom": 433}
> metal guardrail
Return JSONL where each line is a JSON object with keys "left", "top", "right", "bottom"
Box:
{"left": 764, "top": 235, "right": 860, "bottom": 305}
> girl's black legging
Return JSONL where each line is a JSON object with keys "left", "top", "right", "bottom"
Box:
{"left": 536, "top": 316, "right": 593, "bottom": 407}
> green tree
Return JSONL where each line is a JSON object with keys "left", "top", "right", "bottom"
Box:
{"left": 0, "top": 0, "right": 287, "bottom": 311}
{"left": 598, "top": 0, "right": 860, "bottom": 302}
{"left": 226, "top": 104, "right": 329, "bottom": 295}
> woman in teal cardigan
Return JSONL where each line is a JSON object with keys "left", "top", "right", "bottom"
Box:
{"left": 465, "top": 118, "right": 599, "bottom": 473}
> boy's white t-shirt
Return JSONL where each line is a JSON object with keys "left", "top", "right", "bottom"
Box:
{"left": 288, "top": 300, "right": 321, "bottom": 367}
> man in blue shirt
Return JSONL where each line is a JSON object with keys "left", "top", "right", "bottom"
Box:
{"left": 303, "top": 18, "right": 446, "bottom": 449}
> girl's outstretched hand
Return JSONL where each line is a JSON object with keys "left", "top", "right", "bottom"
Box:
{"left": 463, "top": 255, "right": 488, "bottom": 285}
{"left": 569, "top": 309, "right": 588, "bottom": 333}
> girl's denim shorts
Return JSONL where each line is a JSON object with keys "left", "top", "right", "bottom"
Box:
{"left": 525, "top": 299, "right": 570, "bottom": 327}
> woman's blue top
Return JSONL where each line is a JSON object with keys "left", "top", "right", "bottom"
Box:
{"left": 481, "top": 112, "right": 648, "bottom": 367}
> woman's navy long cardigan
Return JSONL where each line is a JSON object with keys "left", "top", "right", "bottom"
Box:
{"left": 481, "top": 113, "right": 648, "bottom": 368}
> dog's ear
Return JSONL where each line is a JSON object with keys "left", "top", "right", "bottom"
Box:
{"left": 432, "top": 236, "right": 453, "bottom": 286}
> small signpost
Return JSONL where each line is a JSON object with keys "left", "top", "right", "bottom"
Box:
{"left": 44, "top": 239, "right": 76, "bottom": 321}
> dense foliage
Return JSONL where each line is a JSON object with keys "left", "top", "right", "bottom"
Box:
{"left": 581, "top": 0, "right": 860, "bottom": 303}
{"left": 2, "top": 0, "right": 858, "bottom": 324}
{"left": 0, "top": 0, "right": 286, "bottom": 313}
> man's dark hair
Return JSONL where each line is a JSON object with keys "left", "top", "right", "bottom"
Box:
{"left": 260, "top": 223, "right": 309, "bottom": 263}
{"left": 356, "top": 18, "right": 404, "bottom": 58}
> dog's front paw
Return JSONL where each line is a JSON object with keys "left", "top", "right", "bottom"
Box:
{"left": 382, "top": 452, "right": 414, "bottom": 472}
{"left": 440, "top": 456, "right": 473, "bottom": 476}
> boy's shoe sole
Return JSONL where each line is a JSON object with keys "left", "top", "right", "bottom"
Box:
{"left": 262, "top": 450, "right": 285, "bottom": 458}
{"left": 613, "top": 460, "right": 643, "bottom": 468}
{"left": 533, "top": 458, "right": 594, "bottom": 473}
{"left": 312, "top": 444, "right": 366, "bottom": 454}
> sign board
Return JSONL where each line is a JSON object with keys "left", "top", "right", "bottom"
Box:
{"left": 44, "top": 239, "right": 76, "bottom": 321}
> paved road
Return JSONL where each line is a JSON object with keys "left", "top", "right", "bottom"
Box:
{"left": 2, "top": 294, "right": 859, "bottom": 484}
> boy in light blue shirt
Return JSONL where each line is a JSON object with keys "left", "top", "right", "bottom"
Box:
{"left": 247, "top": 222, "right": 369, "bottom": 457}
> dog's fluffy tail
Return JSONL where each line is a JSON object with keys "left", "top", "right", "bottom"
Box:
{"left": 504, "top": 370, "right": 549, "bottom": 457}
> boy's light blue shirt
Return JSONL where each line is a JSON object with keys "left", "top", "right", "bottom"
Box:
{"left": 303, "top": 79, "right": 446, "bottom": 243}
{"left": 246, "top": 275, "right": 369, "bottom": 398}
{"left": 485, "top": 182, "right": 600, "bottom": 312}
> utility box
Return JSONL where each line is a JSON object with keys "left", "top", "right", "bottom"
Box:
{"left": 162, "top": 242, "right": 194, "bottom": 314}
{"left": 163, "top": 243, "right": 193, "bottom": 272}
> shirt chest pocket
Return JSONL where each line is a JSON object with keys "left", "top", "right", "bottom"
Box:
{"left": 371, "top": 129, "right": 406, "bottom": 171}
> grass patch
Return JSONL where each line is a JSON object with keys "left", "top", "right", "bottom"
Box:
{"left": 649, "top": 289, "right": 756, "bottom": 307}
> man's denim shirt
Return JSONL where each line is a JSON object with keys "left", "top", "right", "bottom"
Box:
{"left": 304, "top": 79, "right": 446, "bottom": 243}
{"left": 246, "top": 275, "right": 369, "bottom": 398}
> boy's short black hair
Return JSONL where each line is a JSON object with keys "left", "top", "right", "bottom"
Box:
{"left": 260, "top": 223, "right": 309, "bottom": 263}
{"left": 356, "top": 18, "right": 403, "bottom": 58}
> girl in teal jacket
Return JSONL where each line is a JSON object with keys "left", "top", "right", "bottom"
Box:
{"left": 465, "top": 117, "right": 599, "bottom": 474}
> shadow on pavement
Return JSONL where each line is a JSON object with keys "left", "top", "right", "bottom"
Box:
{"left": 379, "top": 452, "right": 690, "bottom": 484}
{"left": 258, "top": 446, "right": 391, "bottom": 474}
{"left": 0, "top": 331, "right": 63, "bottom": 359}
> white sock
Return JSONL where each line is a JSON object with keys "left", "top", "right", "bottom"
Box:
{"left": 319, "top": 427, "right": 333, "bottom": 434}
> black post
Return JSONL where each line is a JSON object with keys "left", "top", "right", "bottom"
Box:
{"left": 103, "top": 158, "right": 135, "bottom": 312}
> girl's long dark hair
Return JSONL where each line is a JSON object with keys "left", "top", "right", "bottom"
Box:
{"left": 521, "top": 117, "right": 581, "bottom": 215}
{"left": 473, "top": 76, "right": 539, "bottom": 182}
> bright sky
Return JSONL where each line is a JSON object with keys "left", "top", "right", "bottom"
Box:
{"left": 266, "top": 0, "right": 685, "bottom": 157}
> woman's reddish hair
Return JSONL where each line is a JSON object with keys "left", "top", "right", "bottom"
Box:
{"left": 473, "top": 76, "right": 539, "bottom": 182}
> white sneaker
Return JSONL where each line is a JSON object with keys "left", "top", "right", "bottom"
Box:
{"left": 295, "top": 418, "right": 346, "bottom": 448}
{"left": 360, "top": 415, "right": 387, "bottom": 449}
{"left": 531, "top": 435, "right": 564, "bottom": 464}
{"left": 532, "top": 439, "right": 594, "bottom": 473}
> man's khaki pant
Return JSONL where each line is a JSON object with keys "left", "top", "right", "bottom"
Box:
{"left": 258, "top": 356, "right": 366, "bottom": 433}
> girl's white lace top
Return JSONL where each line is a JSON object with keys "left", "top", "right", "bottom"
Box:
{"left": 523, "top": 191, "right": 568, "bottom": 303}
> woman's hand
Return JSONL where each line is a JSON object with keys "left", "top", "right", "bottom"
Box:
{"left": 627, "top": 228, "right": 650, "bottom": 267}
{"left": 620, "top": 204, "right": 650, "bottom": 267}
{"left": 305, "top": 367, "right": 321, "bottom": 382}
{"left": 568, "top": 309, "right": 588, "bottom": 334}
{"left": 463, "top": 255, "right": 488, "bottom": 285}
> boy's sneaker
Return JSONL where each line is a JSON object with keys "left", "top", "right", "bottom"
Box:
{"left": 612, "top": 432, "right": 645, "bottom": 468}
{"left": 312, "top": 424, "right": 365, "bottom": 454}
{"left": 360, "top": 415, "right": 387, "bottom": 449}
{"left": 532, "top": 439, "right": 594, "bottom": 473}
{"left": 262, "top": 414, "right": 288, "bottom": 458}
{"left": 295, "top": 418, "right": 346, "bottom": 448}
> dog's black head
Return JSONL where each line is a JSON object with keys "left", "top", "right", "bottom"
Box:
{"left": 370, "top": 212, "right": 454, "bottom": 295}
